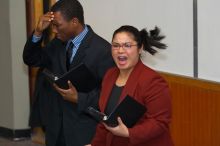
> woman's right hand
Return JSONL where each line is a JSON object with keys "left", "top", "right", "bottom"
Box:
{"left": 34, "top": 12, "right": 54, "bottom": 36}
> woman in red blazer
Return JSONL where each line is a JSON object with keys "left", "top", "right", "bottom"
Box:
{"left": 90, "top": 25, "right": 173, "bottom": 146}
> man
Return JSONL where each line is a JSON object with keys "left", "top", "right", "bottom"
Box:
{"left": 23, "top": 0, "right": 114, "bottom": 146}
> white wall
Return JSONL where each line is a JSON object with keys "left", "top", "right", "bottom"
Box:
{"left": 0, "top": 0, "right": 29, "bottom": 130}
{"left": 80, "top": 0, "right": 220, "bottom": 83}
{"left": 80, "top": 0, "right": 194, "bottom": 77}
{"left": 10, "top": 0, "right": 30, "bottom": 129}
{"left": 198, "top": 0, "right": 220, "bottom": 82}
{"left": 0, "top": 0, "right": 14, "bottom": 129}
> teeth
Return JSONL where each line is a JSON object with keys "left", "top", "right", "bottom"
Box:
{"left": 118, "top": 56, "right": 127, "bottom": 61}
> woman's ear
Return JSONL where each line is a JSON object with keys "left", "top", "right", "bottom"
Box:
{"left": 139, "top": 45, "right": 143, "bottom": 54}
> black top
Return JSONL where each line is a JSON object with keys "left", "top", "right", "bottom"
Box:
{"left": 104, "top": 84, "right": 123, "bottom": 115}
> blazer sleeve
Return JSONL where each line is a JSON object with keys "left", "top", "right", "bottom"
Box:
{"left": 128, "top": 75, "right": 172, "bottom": 145}
{"left": 23, "top": 34, "right": 50, "bottom": 67}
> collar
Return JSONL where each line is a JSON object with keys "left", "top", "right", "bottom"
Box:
{"left": 68, "top": 25, "right": 89, "bottom": 49}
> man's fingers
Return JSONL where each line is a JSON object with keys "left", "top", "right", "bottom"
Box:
{"left": 44, "top": 12, "right": 54, "bottom": 18}
{"left": 53, "top": 83, "right": 59, "bottom": 89}
{"left": 41, "top": 15, "right": 54, "bottom": 22}
{"left": 54, "top": 87, "right": 65, "bottom": 97}
{"left": 68, "top": 80, "right": 74, "bottom": 89}
{"left": 53, "top": 83, "right": 65, "bottom": 93}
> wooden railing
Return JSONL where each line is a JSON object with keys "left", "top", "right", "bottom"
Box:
{"left": 160, "top": 72, "right": 220, "bottom": 146}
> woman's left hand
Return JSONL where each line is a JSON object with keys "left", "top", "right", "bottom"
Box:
{"left": 103, "top": 117, "right": 129, "bottom": 137}
{"left": 53, "top": 80, "right": 78, "bottom": 103}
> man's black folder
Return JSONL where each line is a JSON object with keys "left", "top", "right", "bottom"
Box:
{"left": 42, "top": 63, "right": 98, "bottom": 92}
{"left": 87, "top": 95, "right": 147, "bottom": 128}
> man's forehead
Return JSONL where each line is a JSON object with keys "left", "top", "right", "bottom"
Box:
{"left": 52, "top": 11, "right": 62, "bottom": 19}
{"left": 52, "top": 11, "right": 71, "bottom": 22}
{"left": 51, "top": 11, "right": 65, "bottom": 23}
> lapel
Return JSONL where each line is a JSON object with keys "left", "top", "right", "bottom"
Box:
{"left": 69, "top": 26, "right": 93, "bottom": 68}
{"left": 100, "top": 60, "right": 144, "bottom": 111}
{"left": 57, "top": 40, "right": 68, "bottom": 72}
{"left": 119, "top": 60, "right": 143, "bottom": 102}
{"left": 100, "top": 69, "right": 119, "bottom": 112}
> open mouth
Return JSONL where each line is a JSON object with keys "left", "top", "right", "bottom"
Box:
{"left": 117, "top": 56, "right": 127, "bottom": 65}
{"left": 118, "top": 56, "right": 127, "bottom": 61}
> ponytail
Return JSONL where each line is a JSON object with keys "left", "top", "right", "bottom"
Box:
{"left": 140, "top": 26, "right": 167, "bottom": 55}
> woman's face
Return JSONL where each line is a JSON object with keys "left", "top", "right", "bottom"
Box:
{"left": 111, "top": 32, "right": 141, "bottom": 72}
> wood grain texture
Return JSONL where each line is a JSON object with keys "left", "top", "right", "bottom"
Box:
{"left": 160, "top": 72, "right": 220, "bottom": 146}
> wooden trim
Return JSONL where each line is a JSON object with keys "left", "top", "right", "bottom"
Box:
{"left": 160, "top": 71, "right": 220, "bottom": 91}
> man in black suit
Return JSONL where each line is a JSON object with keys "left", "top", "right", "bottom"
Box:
{"left": 23, "top": 0, "right": 114, "bottom": 146}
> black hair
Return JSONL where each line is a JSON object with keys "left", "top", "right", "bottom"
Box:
{"left": 112, "top": 25, "right": 167, "bottom": 55}
{"left": 51, "top": 0, "right": 84, "bottom": 24}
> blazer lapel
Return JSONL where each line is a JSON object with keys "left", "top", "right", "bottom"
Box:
{"left": 119, "top": 60, "right": 143, "bottom": 102}
{"left": 69, "top": 27, "right": 93, "bottom": 68}
{"left": 100, "top": 60, "right": 143, "bottom": 111}
{"left": 100, "top": 69, "right": 119, "bottom": 112}
{"left": 58, "top": 41, "right": 68, "bottom": 72}
{"left": 69, "top": 44, "right": 87, "bottom": 68}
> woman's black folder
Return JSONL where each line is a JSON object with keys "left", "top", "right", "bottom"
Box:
{"left": 87, "top": 95, "right": 147, "bottom": 128}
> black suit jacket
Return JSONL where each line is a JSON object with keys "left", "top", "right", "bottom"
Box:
{"left": 23, "top": 26, "right": 114, "bottom": 146}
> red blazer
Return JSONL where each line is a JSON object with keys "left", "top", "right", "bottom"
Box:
{"left": 91, "top": 60, "right": 173, "bottom": 146}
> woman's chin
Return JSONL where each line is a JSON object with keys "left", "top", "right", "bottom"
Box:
{"left": 116, "top": 63, "right": 127, "bottom": 70}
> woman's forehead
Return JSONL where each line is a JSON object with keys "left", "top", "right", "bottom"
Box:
{"left": 113, "top": 32, "right": 136, "bottom": 42}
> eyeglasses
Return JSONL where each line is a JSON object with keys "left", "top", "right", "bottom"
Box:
{"left": 111, "top": 42, "right": 138, "bottom": 50}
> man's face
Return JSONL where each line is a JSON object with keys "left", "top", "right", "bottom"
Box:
{"left": 51, "top": 11, "right": 75, "bottom": 41}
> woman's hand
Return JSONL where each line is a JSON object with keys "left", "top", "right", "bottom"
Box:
{"left": 103, "top": 117, "right": 129, "bottom": 137}
{"left": 53, "top": 80, "right": 78, "bottom": 103}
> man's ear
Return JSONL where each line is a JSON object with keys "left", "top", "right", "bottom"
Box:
{"left": 71, "top": 18, "right": 79, "bottom": 25}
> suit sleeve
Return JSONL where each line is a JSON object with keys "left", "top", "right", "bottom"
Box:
{"left": 128, "top": 76, "right": 172, "bottom": 145}
{"left": 23, "top": 34, "right": 49, "bottom": 67}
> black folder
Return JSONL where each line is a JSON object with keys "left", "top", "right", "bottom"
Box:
{"left": 87, "top": 95, "right": 147, "bottom": 128}
{"left": 42, "top": 63, "right": 98, "bottom": 92}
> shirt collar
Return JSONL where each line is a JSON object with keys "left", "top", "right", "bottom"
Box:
{"left": 69, "top": 25, "right": 89, "bottom": 49}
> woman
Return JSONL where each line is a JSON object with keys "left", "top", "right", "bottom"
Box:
{"left": 90, "top": 25, "right": 173, "bottom": 146}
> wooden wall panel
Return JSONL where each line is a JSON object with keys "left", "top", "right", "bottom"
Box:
{"left": 160, "top": 72, "right": 220, "bottom": 146}
{"left": 25, "top": 0, "right": 43, "bottom": 103}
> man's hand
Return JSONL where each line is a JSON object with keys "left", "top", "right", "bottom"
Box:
{"left": 34, "top": 12, "right": 54, "bottom": 36}
{"left": 53, "top": 80, "right": 78, "bottom": 103}
{"left": 103, "top": 117, "right": 129, "bottom": 137}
